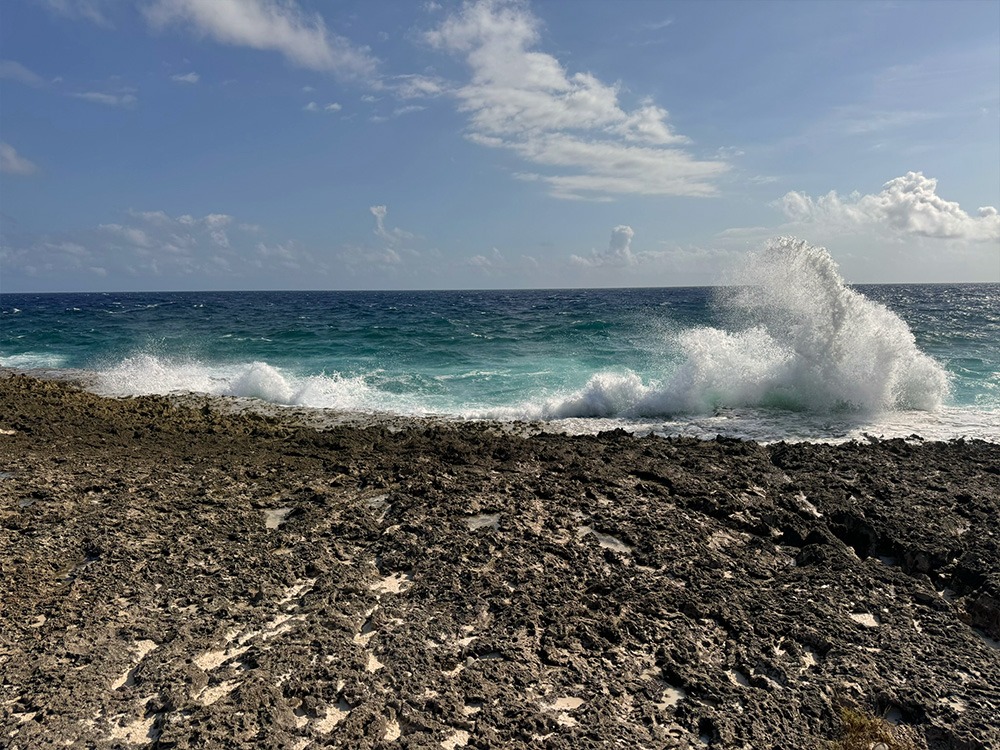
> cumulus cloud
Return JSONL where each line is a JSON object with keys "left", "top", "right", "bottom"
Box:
{"left": 0, "top": 143, "right": 39, "bottom": 175}
{"left": 144, "top": 0, "right": 378, "bottom": 79}
{"left": 572, "top": 225, "right": 637, "bottom": 267}
{"left": 0, "top": 60, "right": 47, "bottom": 87}
{"left": 426, "top": 0, "right": 727, "bottom": 199}
{"left": 170, "top": 71, "right": 200, "bottom": 84}
{"left": 714, "top": 173, "right": 1000, "bottom": 283}
{"left": 779, "top": 172, "right": 1000, "bottom": 242}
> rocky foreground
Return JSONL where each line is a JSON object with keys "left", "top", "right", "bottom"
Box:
{"left": 0, "top": 372, "right": 998, "bottom": 749}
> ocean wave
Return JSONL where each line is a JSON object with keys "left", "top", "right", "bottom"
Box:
{"left": 493, "top": 238, "right": 950, "bottom": 420}
{"left": 83, "top": 240, "right": 952, "bottom": 428}
{"left": 93, "top": 355, "right": 408, "bottom": 413}
{"left": 0, "top": 352, "right": 70, "bottom": 369}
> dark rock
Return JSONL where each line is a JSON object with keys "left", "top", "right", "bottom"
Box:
{"left": 1, "top": 372, "right": 998, "bottom": 749}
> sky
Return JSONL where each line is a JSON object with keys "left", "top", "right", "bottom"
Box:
{"left": 1, "top": 0, "right": 998, "bottom": 292}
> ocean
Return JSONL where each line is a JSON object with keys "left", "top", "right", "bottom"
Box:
{"left": 2, "top": 240, "right": 998, "bottom": 443}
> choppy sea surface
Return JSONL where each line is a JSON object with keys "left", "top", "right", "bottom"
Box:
{"left": 2, "top": 240, "right": 998, "bottom": 443}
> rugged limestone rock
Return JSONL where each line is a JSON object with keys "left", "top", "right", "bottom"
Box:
{"left": 1, "top": 373, "right": 998, "bottom": 748}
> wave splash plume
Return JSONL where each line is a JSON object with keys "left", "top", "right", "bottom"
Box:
{"left": 538, "top": 238, "right": 950, "bottom": 419}
{"left": 8, "top": 237, "right": 971, "bottom": 440}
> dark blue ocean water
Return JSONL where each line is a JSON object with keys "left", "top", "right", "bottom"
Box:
{"left": 2, "top": 242, "right": 998, "bottom": 442}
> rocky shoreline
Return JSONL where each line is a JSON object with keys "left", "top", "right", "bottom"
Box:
{"left": 1, "top": 372, "right": 998, "bottom": 749}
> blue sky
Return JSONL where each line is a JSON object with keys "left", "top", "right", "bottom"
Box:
{"left": 1, "top": 0, "right": 998, "bottom": 292}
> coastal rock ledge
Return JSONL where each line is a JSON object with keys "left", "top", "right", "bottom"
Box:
{"left": 1, "top": 373, "right": 998, "bottom": 749}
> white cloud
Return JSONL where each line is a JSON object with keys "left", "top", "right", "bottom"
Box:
{"left": 715, "top": 173, "right": 1000, "bottom": 283}
{"left": 72, "top": 91, "right": 137, "bottom": 107}
{"left": 369, "top": 205, "right": 414, "bottom": 246}
{"left": 779, "top": 172, "right": 1000, "bottom": 242}
{"left": 36, "top": 0, "right": 113, "bottom": 26}
{"left": 467, "top": 246, "right": 504, "bottom": 269}
{"left": 572, "top": 225, "right": 636, "bottom": 267}
{"left": 127, "top": 209, "right": 171, "bottom": 224}
{"left": 2, "top": 207, "right": 301, "bottom": 287}
{"left": 607, "top": 225, "right": 636, "bottom": 264}
{"left": 144, "top": 0, "right": 378, "bottom": 79}
{"left": 323, "top": 206, "right": 423, "bottom": 274}
{"left": 202, "top": 213, "right": 233, "bottom": 247}
{"left": 393, "top": 74, "right": 448, "bottom": 99}
{"left": 463, "top": 246, "right": 540, "bottom": 277}
{"left": 643, "top": 19, "right": 674, "bottom": 32}
{"left": 0, "top": 239, "right": 98, "bottom": 278}
{"left": 0, "top": 143, "right": 39, "bottom": 175}
{"left": 254, "top": 240, "right": 313, "bottom": 271}
{"left": 103, "top": 211, "right": 240, "bottom": 254}
{"left": 393, "top": 105, "right": 425, "bottom": 117}
{"left": 426, "top": 0, "right": 727, "bottom": 199}
{"left": 337, "top": 244, "right": 404, "bottom": 270}
{"left": 0, "top": 60, "right": 46, "bottom": 87}
{"left": 99, "top": 223, "right": 154, "bottom": 248}
{"left": 170, "top": 71, "right": 200, "bottom": 84}
{"left": 304, "top": 101, "right": 342, "bottom": 113}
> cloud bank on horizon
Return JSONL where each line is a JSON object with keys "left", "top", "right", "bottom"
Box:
{"left": 1, "top": 0, "right": 998, "bottom": 291}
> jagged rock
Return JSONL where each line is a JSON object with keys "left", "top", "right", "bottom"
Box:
{"left": 1, "top": 373, "right": 998, "bottom": 749}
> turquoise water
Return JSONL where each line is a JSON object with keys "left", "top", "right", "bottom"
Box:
{"left": 2, "top": 241, "right": 998, "bottom": 442}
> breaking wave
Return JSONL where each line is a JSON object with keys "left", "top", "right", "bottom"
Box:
{"left": 83, "top": 239, "right": 951, "bottom": 426}
{"left": 519, "top": 238, "right": 950, "bottom": 419}
{"left": 93, "top": 355, "right": 419, "bottom": 413}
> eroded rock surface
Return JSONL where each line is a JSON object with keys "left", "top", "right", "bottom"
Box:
{"left": 1, "top": 373, "right": 998, "bottom": 748}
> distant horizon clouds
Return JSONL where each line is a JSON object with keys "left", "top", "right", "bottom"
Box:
{"left": 1, "top": 0, "right": 997, "bottom": 291}
{"left": 779, "top": 172, "right": 1000, "bottom": 243}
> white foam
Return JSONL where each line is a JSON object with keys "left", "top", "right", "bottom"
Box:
{"left": 92, "top": 355, "right": 427, "bottom": 414}
{"left": 0, "top": 352, "right": 70, "bottom": 369}
{"left": 715, "top": 238, "right": 950, "bottom": 412}
{"left": 496, "top": 238, "right": 951, "bottom": 421}
{"left": 61, "top": 243, "right": 991, "bottom": 443}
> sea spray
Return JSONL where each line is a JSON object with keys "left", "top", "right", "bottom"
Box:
{"left": 536, "top": 238, "right": 950, "bottom": 418}
{"left": 714, "top": 237, "right": 950, "bottom": 411}
{"left": 95, "top": 354, "right": 392, "bottom": 411}
{"left": 8, "top": 272, "right": 987, "bottom": 440}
